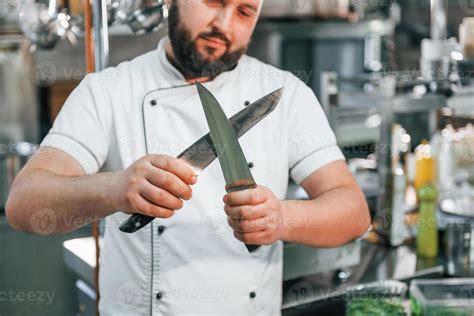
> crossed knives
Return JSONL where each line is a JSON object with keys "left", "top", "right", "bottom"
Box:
{"left": 119, "top": 83, "right": 284, "bottom": 253}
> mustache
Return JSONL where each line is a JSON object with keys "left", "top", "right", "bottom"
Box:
{"left": 198, "top": 30, "right": 230, "bottom": 46}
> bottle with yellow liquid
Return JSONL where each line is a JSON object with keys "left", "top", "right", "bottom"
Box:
{"left": 414, "top": 140, "right": 436, "bottom": 190}
{"left": 416, "top": 183, "right": 439, "bottom": 258}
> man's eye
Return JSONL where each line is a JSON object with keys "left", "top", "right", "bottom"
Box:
{"left": 238, "top": 9, "right": 252, "bottom": 18}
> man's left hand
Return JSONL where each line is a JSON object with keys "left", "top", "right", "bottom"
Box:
{"left": 223, "top": 185, "right": 285, "bottom": 246}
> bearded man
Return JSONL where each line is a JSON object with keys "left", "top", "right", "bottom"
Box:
{"left": 6, "top": 1, "right": 370, "bottom": 314}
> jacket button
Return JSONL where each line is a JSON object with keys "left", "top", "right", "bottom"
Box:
{"left": 150, "top": 99, "right": 157, "bottom": 106}
{"left": 248, "top": 162, "right": 254, "bottom": 169}
{"left": 156, "top": 292, "right": 163, "bottom": 300}
{"left": 244, "top": 101, "right": 250, "bottom": 106}
{"left": 249, "top": 291, "right": 256, "bottom": 299}
{"left": 158, "top": 226, "right": 166, "bottom": 235}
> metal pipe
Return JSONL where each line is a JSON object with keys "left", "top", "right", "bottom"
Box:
{"left": 93, "top": 0, "right": 110, "bottom": 71}
{"left": 431, "top": 0, "right": 448, "bottom": 41}
{"left": 86, "top": 1, "right": 111, "bottom": 315}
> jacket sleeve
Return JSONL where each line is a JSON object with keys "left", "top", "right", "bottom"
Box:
{"left": 287, "top": 81, "right": 345, "bottom": 185}
{"left": 40, "top": 73, "right": 112, "bottom": 174}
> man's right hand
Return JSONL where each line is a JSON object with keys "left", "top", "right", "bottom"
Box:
{"left": 110, "top": 155, "right": 197, "bottom": 218}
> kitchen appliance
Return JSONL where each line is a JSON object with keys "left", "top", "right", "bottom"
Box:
{"left": 0, "top": 37, "right": 39, "bottom": 143}
{"left": 260, "top": 0, "right": 391, "bottom": 20}
{"left": 0, "top": 142, "right": 37, "bottom": 213}
{"left": 440, "top": 194, "right": 474, "bottom": 277}
{"left": 283, "top": 240, "right": 361, "bottom": 281}
{"left": 261, "top": 0, "right": 351, "bottom": 19}
{"left": 0, "top": 0, "right": 19, "bottom": 33}
{"left": 0, "top": 36, "right": 40, "bottom": 211}
{"left": 249, "top": 1, "right": 401, "bottom": 106}
{"left": 444, "top": 221, "right": 474, "bottom": 277}
{"left": 320, "top": 71, "right": 447, "bottom": 246}
{"left": 248, "top": 18, "right": 396, "bottom": 100}
{"left": 419, "top": 0, "right": 463, "bottom": 88}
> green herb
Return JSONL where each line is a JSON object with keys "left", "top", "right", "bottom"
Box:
{"left": 347, "top": 298, "right": 406, "bottom": 316}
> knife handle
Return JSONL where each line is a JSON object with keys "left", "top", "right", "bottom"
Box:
{"left": 226, "top": 180, "right": 261, "bottom": 253}
{"left": 120, "top": 189, "right": 261, "bottom": 253}
{"left": 119, "top": 213, "right": 154, "bottom": 233}
{"left": 225, "top": 178, "right": 257, "bottom": 193}
{"left": 246, "top": 244, "right": 261, "bottom": 253}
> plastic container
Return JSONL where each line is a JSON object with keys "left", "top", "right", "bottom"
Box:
{"left": 410, "top": 278, "right": 474, "bottom": 316}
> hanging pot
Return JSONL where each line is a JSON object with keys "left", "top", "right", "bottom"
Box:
{"left": 114, "top": 0, "right": 166, "bottom": 34}
{"left": 18, "top": 1, "right": 77, "bottom": 50}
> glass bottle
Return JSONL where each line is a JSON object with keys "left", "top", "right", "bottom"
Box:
{"left": 416, "top": 183, "right": 439, "bottom": 258}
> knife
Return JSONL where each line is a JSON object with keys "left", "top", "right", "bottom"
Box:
{"left": 119, "top": 87, "right": 283, "bottom": 233}
{"left": 196, "top": 82, "right": 281, "bottom": 253}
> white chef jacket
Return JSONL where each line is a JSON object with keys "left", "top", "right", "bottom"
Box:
{"left": 40, "top": 36, "right": 345, "bottom": 315}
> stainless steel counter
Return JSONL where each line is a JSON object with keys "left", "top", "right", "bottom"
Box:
{"left": 282, "top": 241, "right": 445, "bottom": 314}
{"left": 62, "top": 236, "right": 362, "bottom": 284}
{"left": 63, "top": 237, "right": 99, "bottom": 287}
{"left": 63, "top": 236, "right": 445, "bottom": 314}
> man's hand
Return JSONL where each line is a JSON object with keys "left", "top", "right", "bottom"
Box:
{"left": 111, "top": 155, "right": 197, "bottom": 219}
{"left": 223, "top": 185, "right": 284, "bottom": 246}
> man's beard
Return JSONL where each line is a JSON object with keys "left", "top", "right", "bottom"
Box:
{"left": 167, "top": 2, "right": 248, "bottom": 79}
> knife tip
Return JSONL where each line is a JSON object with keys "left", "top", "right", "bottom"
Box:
{"left": 274, "top": 87, "right": 284, "bottom": 96}
{"left": 195, "top": 81, "right": 209, "bottom": 96}
{"left": 195, "top": 81, "right": 204, "bottom": 88}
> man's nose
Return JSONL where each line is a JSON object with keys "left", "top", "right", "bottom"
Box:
{"left": 212, "top": 7, "right": 234, "bottom": 35}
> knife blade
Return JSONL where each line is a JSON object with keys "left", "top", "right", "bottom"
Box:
{"left": 197, "top": 82, "right": 274, "bottom": 253}
{"left": 119, "top": 87, "right": 283, "bottom": 233}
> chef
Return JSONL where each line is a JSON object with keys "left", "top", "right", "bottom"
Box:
{"left": 6, "top": 0, "right": 370, "bottom": 315}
